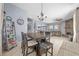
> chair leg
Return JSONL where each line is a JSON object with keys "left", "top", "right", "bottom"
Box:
{"left": 26, "top": 46, "right": 35, "bottom": 56}
{"left": 36, "top": 45, "right": 38, "bottom": 56}
{"left": 36, "top": 44, "right": 41, "bottom": 56}
{"left": 51, "top": 47, "right": 53, "bottom": 56}
{"left": 46, "top": 49, "right": 48, "bottom": 56}
{"left": 22, "top": 49, "right": 25, "bottom": 56}
{"left": 21, "top": 44, "right": 26, "bottom": 56}
{"left": 26, "top": 47, "right": 28, "bottom": 56}
{"left": 21, "top": 46, "right": 25, "bottom": 56}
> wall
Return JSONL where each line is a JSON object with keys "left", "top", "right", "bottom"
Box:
{"left": 0, "top": 3, "right": 3, "bottom": 56}
{"left": 75, "top": 8, "right": 79, "bottom": 43}
{"left": 61, "top": 21, "right": 65, "bottom": 34}
{"left": 4, "top": 4, "right": 27, "bottom": 42}
{"left": 65, "top": 19, "right": 73, "bottom": 35}
{"left": 73, "top": 7, "right": 79, "bottom": 43}
{"left": 60, "top": 21, "right": 65, "bottom": 35}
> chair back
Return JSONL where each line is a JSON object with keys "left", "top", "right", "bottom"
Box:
{"left": 21, "top": 32, "right": 26, "bottom": 42}
{"left": 21, "top": 32, "right": 27, "bottom": 55}
{"left": 21, "top": 32, "right": 28, "bottom": 47}
{"left": 45, "top": 35, "right": 50, "bottom": 42}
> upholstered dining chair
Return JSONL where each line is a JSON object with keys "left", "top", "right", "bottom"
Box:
{"left": 39, "top": 35, "right": 53, "bottom": 56}
{"left": 39, "top": 41, "right": 53, "bottom": 56}
{"left": 21, "top": 32, "right": 37, "bottom": 56}
{"left": 45, "top": 34, "right": 50, "bottom": 42}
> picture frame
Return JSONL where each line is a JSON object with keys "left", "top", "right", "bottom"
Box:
{"left": 17, "top": 18, "right": 24, "bottom": 25}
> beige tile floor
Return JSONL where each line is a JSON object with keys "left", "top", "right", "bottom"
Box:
{"left": 2, "top": 36, "right": 69, "bottom": 56}
{"left": 50, "top": 36, "right": 68, "bottom": 55}
{"left": 2, "top": 42, "right": 23, "bottom": 56}
{"left": 58, "top": 40, "right": 79, "bottom": 56}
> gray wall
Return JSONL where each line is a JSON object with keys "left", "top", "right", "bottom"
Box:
{"left": 61, "top": 21, "right": 65, "bottom": 35}
{"left": 0, "top": 3, "right": 3, "bottom": 56}
{"left": 75, "top": 8, "right": 79, "bottom": 43}
{"left": 4, "top": 4, "right": 27, "bottom": 42}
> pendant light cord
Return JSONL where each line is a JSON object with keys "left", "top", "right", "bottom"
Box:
{"left": 41, "top": 3, "right": 43, "bottom": 13}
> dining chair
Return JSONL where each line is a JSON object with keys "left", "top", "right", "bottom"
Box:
{"left": 34, "top": 31, "right": 53, "bottom": 56}
{"left": 45, "top": 34, "right": 50, "bottom": 42}
{"left": 21, "top": 32, "right": 26, "bottom": 56}
{"left": 39, "top": 36, "right": 53, "bottom": 56}
{"left": 39, "top": 41, "right": 53, "bottom": 56}
{"left": 21, "top": 32, "right": 37, "bottom": 56}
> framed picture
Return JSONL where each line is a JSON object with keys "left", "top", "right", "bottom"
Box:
{"left": 17, "top": 18, "right": 24, "bottom": 25}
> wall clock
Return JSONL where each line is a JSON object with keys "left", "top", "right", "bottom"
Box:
{"left": 17, "top": 18, "right": 24, "bottom": 25}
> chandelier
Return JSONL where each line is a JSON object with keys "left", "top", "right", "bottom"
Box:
{"left": 37, "top": 3, "right": 47, "bottom": 21}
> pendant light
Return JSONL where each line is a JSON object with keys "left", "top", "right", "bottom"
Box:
{"left": 37, "top": 3, "right": 47, "bottom": 21}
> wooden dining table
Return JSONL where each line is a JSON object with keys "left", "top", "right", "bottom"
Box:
{"left": 27, "top": 32, "right": 46, "bottom": 56}
{"left": 27, "top": 32, "right": 45, "bottom": 40}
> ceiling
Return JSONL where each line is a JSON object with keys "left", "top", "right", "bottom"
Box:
{"left": 10, "top": 3, "right": 79, "bottom": 23}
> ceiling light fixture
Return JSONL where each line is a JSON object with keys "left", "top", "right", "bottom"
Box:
{"left": 37, "top": 3, "right": 47, "bottom": 21}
